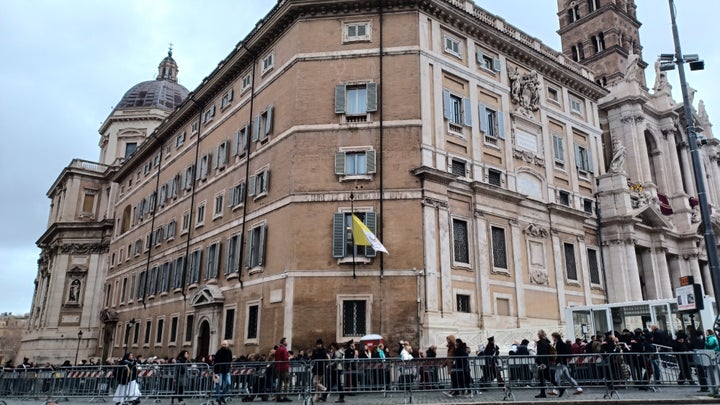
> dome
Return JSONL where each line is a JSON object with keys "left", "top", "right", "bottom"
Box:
{"left": 115, "top": 49, "right": 189, "bottom": 111}
{"left": 116, "top": 80, "right": 189, "bottom": 110}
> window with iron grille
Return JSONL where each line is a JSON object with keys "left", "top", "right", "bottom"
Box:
{"left": 452, "top": 218, "right": 469, "bottom": 264}
{"left": 588, "top": 248, "right": 601, "bottom": 284}
{"left": 170, "top": 316, "right": 178, "bottom": 344}
{"left": 342, "top": 300, "right": 367, "bottom": 337}
{"left": 456, "top": 294, "right": 471, "bottom": 313}
{"left": 185, "top": 315, "right": 194, "bottom": 343}
{"left": 451, "top": 159, "right": 466, "bottom": 177}
{"left": 247, "top": 305, "right": 259, "bottom": 340}
{"left": 156, "top": 318, "right": 164, "bottom": 344}
{"left": 491, "top": 226, "right": 507, "bottom": 269}
{"left": 564, "top": 243, "right": 578, "bottom": 281}
{"left": 224, "top": 308, "right": 235, "bottom": 340}
{"left": 559, "top": 191, "right": 570, "bottom": 206}
{"left": 488, "top": 169, "right": 502, "bottom": 186}
{"left": 144, "top": 320, "right": 151, "bottom": 345}
{"left": 584, "top": 199, "right": 594, "bottom": 214}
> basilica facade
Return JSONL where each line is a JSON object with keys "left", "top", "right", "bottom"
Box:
{"left": 18, "top": 0, "right": 717, "bottom": 364}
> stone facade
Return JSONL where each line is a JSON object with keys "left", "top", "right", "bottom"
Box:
{"left": 23, "top": 0, "right": 716, "bottom": 364}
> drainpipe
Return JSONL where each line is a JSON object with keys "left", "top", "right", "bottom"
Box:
{"left": 181, "top": 97, "right": 202, "bottom": 301}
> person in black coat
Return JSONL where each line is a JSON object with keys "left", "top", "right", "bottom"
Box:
{"left": 113, "top": 352, "right": 141, "bottom": 405}
{"left": 214, "top": 341, "right": 233, "bottom": 404}
{"left": 172, "top": 350, "right": 189, "bottom": 404}
{"left": 673, "top": 331, "right": 694, "bottom": 385}
{"left": 535, "top": 330, "right": 552, "bottom": 398}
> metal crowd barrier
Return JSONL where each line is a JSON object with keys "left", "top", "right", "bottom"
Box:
{"left": 0, "top": 352, "right": 718, "bottom": 403}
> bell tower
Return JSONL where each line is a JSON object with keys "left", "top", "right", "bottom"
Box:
{"left": 557, "top": 0, "right": 646, "bottom": 87}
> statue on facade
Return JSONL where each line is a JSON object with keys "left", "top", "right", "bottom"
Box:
{"left": 652, "top": 58, "right": 672, "bottom": 97}
{"left": 609, "top": 136, "right": 627, "bottom": 174}
{"left": 508, "top": 67, "right": 541, "bottom": 117}
{"left": 68, "top": 279, "right": 81, "bottom": 303}
{"left": 624, "top": 47, "right": 641, "bottom": 83}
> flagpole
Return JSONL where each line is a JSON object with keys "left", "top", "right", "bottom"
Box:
{"left": 350, "top": 192, "right": 356, "bottom": 279}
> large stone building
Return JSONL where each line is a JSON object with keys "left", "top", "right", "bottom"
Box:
{"left": 0, "top": 313, "right": 29, "bottom": 366}
{"left": 557, "top": 0, "right": 719, "bottom": 332}
{"left": 18, "top": 0, "right": 716, "bottom": 363}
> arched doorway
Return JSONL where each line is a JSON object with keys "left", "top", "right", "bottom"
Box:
{"left": 197, "top": 320, "right": 210, "bottom": 359}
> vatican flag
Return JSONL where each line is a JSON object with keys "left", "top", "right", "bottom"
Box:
{"left": 351, "top": 214, "right": 389, "bottom": 255}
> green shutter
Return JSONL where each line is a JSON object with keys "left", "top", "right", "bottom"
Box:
{"left": 262, "top": 169, "right": 270, "bottom": 193}
{"left": 265, "top": 106, "right": 273, "bottom": 136}
{"left": 258, "top": 225, "right": 266, "bottom": 266}
{"left": 248, "top": 175, "right": 256, "bottom": 196}
{"left": 478, "top": 103, "right": 488, "bottom": 133}
{"left": 245, "top": 229, "right": 253, "bottom": 268}
{"left": 332, "top": 213, "right": 346, "bottom": 258}
{"left": 366, "top": 150, "right": 376, "bottom": 174}
{"left": 364, "top": 212, "right": 377, "bottom": 257}
{"left": 493, "top": 58, "right": 501, "bottom": 72}
{"left": 462, "top": 97, "right": 472, "bottom": 126}
{"left": 586, "top": 147, "right": 594, "bottom": 172}
{"left": 476, "top": 49, "right": 484, "bottom": 64}
{"left": 574, "top": 144, "right": 582, "bottom": 168}
{"left": 335, "top": 85, "right": 346, "bottom": 114}
{"left": 252, "top": 115, "right": 260, "bottom": 141}
{"left": 335, "top": 152, "right": 346, "bottom": 175}
{"left": 443, "top": 90, "right": 452, "bottom": 120}
{"left": 366, "top": 82, "right": 378, "bottom": 112}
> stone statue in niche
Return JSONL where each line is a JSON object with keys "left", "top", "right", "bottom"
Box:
{"left": 608, "top": 135, "right": 626, "bottom": 174}
{"left": 508, "top": 67, "right": 541, "bottom": 116}
{"left": 68, "top": 279, "right": 81, "bottom": 303}
{"left": 624, "top": 47, "right": 641, "bottom": 83}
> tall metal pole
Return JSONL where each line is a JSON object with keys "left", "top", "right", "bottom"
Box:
{"left": 668, "top": 0, "right": 720, "bottom": 320}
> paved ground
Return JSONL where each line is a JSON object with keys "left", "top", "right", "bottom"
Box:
{"left": 2, "top": 386, "right": 719, "bottom": 405}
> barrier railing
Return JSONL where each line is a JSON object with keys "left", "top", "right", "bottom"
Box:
{"left": 0, "top": 352, "right": 717, "bottom": 403}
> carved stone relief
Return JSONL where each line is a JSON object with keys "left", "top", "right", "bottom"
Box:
{"left": 524, "top": 223, "right": 549, "bottom": 238}
{"left": 513, "top": 148, "right": 546, "bottom": 167}
{"left": 508, "top": 67, "right": 540, "bottom": 117}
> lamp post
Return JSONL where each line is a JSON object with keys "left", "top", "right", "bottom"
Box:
{"left": 661, "top": 0, "right": 720, "bottom": 322}
{"left": 125, "top": 318, "right": 136, "bottom": 355}
{"left": 75, "top": 330, "right": 83, "bottom": 366}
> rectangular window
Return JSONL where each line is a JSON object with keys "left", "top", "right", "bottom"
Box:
{"left": 228, "top": 183, "right": 246, "bottom": 208}
{"left": 564, "top": 242, "right": 578, "bottom": 281}
{"left": 81, "top": 189, "right": 97, "bottom": 215}
{"left": 575, "top": 144, "right": 593, "bottom": 173}
{"left": 444, "top": 35, "right": 461, "bottom": 58}
{"left": 334, "top": 83, "right": 377, "bottom": 120}
{"left": 173, "top": 255, "right": 186, "bottom": 289}
{"left": 584, "top": 199, "right": 594, "bottom": 214}
{"left": 335, "top": 149, "right": 376, "bottom": 178}
{"left": 215, "top": 140, "right": 229, "bottom": 170}
{"left": 248, "top": 167, "right": 270, "bottom": 199}
{"left": 332, "top": 212, "right": 378, "bottom": 259}
{"left": 488, "top": 169, "right": 502, "bottom": 187}
{"left": 491, "top": 226, "right": 508, "bottom": 269}
{"left": 221, "top": 88, "right": 233, "bottom": 108}
{"left": 147, "top": 266, "right": 158, "bottom": 296}
{"left": 242, "top": 73, "right": 252, "bottom": 91}
{"left": 559, "top": 191, "right": 570, "bottom": 206}
{"left": 252, "top": 106, "right": 274, "bottom": 142}
{"left": 247, "top": 304, "right": 259, "bottom": 340}
{"left": 451, "top": 159, "right": 466, "bottom": 177}
{"left": 442, "top": 90, "right": 472, "bottom": 132}
{"left": 196, "top": 203, "right": 206, "bottom": 227}
{"left": 214, "top": 193, "right": 224, "bottom": 218}
{"left": 120, "top": 278, "right": 127, "bottom": 303}
{"left": 176, "top": 132, "right": 186, "bottom": 148}
{"left": 342, "top": 300, "right": 367, "bottom": 337}
{"left": 261, "top": 52, "right": 274, "bottom": 74}
{"left": 452, "top": 218, "right": 469, "bottom": 264}
{"left": 191, "top": 120, "right": 200, "bottom": 134}
{"left": 547, "top": 87, "right": 559, "bottom": 102}
{"left": 181, "top": 210, "right": 190, "bottom": 234}
{"left": 206, "top": 242, "right": 221, "bottom": 280}
{"left": 497, "top": 298, "right": 511, "bottom": 316}
{"left": 226, "top": 234, "right": 241, "bottom": 275}
{"left": 189, "top": 249, "right": 202, "bottom": 284}
{"left": 185, "top": 314, "right": 194, "bottom": 343}
{"left": 233, "top": 123, "right": 250, "bottom": 156}
{"left": 132, "top": 322, "right": 139, "bottom": 345}
{"left": 170, "top": 316, "right": 178, "bottom": 344}
{"left": 166, "top": 219, "right": 176, "bottom": 240}
{"left": 125, "top": 143, "right": 137, "bottom": 159}
{"left": 196, "top": 153, "right": 212, "bottom": 181}
{"left": 343, "top": 21, "right": 371, "bottom": 42}
{"left": 129, "top": 275, "right": 135, "bottom": 301}
{"left": 570, "top": 96, "right": 584, "bottom": 115}
{"left": 155, "top": 318, "right": 164, "bottom": 344}
{"left": 456, "top": 294, "right": 471, "bottom": 313}
{"left": 144, "top": 320, "right": 152, "bottom": 345}
{"left": 203, "top": 105, "right": 216, "bottom": 123}
{"left": 224, "top": 308, "right": 235, "bottom": 340}
{"left": 246, "top": 223, "right": 267, "bottom": 269}
{"left": 588, "top": 248, "right": 601, "bottom": 284}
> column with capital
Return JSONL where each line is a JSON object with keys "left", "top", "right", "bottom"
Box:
{"left": 652, "top": 247, "right": 674, "bottom": 299}
{"left": 509, "top": 220, "right": 526, "bottom": 323}
{"left": 473, "top": 210, "right": 492, "bottom": 326}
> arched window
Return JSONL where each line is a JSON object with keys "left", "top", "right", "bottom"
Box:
{"left": 121, "top": 205, "right": 132, "bottom": 234}
{"left": 591, "top": 36, "right": 599, "bottom": 53}
{"left": 571, "top": 46, "right": 579, "bottom": 62}
{"left": 577, "top": 42, "right": 585, "bottom": 60}
{"left": 598, "top": 32, "right": 606, "bottom": 51}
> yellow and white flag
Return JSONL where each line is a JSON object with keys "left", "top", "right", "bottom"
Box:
{"left": 351, "top": 214, "right": 389, "bottom": 255}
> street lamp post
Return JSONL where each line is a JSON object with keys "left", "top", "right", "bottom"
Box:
{"left": 75, "top": 330, "right": 83, "bottom": 366}
{"left": 662, "top": 0, "right": 720, "bottom": 323}
{"left": 125, "top": 318, "right": 136, "bottom": 355}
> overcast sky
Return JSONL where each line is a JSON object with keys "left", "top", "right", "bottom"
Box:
{"left": 0, "top": 1, "right": 716, "bottom": 315}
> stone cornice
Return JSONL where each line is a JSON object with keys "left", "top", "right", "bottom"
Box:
{"left": 412, "top": 166, "right": 457, "bottom": 185}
